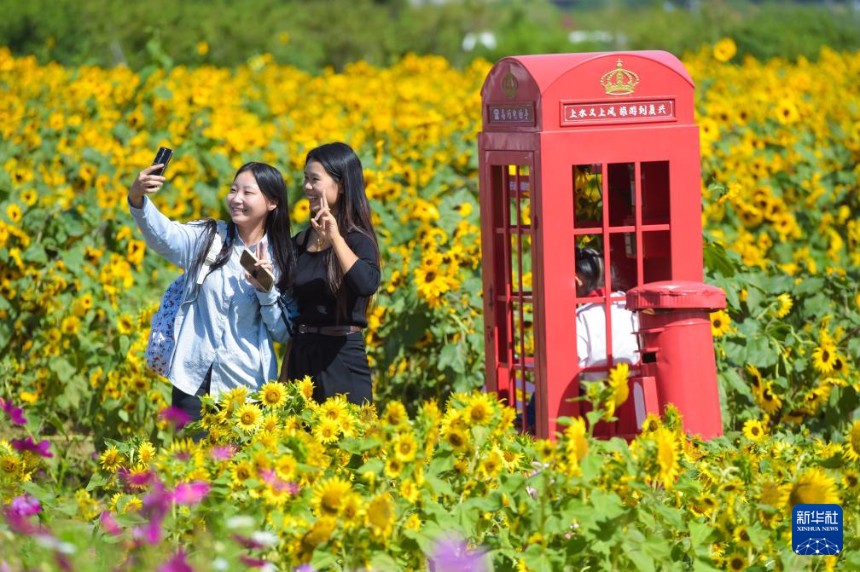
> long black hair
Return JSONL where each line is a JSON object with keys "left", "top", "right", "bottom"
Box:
{"left": 191, "top": 162, "right": 295, "bottom": 293}
{"left": 306, "top": 142, "right": 379, "bottom": 320}
{"left": 576, "top": 246, "right": 626, "bottom": 295}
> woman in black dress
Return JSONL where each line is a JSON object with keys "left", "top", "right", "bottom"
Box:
{"left": 283, "top": 142, "right": 380, "bottom": 405}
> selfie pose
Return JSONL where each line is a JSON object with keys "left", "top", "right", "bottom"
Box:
{"left": 282, "top": 142, "right": 380, "bottom": 405}
{"left": 129, "top": 157, "right": 296, "bottom": 422}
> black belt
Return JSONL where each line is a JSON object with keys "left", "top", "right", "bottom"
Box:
{"left": 297, "top": 324, "right": 362, "bottom": 336}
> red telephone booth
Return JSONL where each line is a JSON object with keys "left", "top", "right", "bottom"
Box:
{"left": 478, "top": 51, "right": 718, "bottom": 439}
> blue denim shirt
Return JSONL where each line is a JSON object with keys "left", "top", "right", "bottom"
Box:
{"left": 130, "top": 196, "right": 290, "bottom": 397}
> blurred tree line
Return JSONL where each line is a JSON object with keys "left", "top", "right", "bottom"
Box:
{"left": 1, "top": 0, "right": 858, "bottom": 71}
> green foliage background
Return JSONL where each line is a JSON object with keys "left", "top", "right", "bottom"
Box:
{"left": 2, "top": 0, "right": 859, "bottom": 71}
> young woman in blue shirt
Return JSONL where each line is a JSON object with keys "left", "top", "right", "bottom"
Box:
{"left": 129, "top": 161, "right": 296, "bottom": 422}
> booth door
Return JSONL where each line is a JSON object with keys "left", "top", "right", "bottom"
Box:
{"left": 480, "top": 152, "right": 536, "bottom": 427}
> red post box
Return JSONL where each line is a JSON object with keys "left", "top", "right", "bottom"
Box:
{"left": 626, "top": 281, "right": 726, "bottom": 439}
{"left": 478, "top": 51, "right": 718, "bottom": 439}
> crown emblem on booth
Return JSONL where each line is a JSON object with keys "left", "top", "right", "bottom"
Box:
{"left": 600, "top": 59, "right": 639, "bottom": 95}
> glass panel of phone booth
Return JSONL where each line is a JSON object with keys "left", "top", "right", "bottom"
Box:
{"left": 573, "top": 164, "right": 602, "bottom": 228}
{"left": 640, "top": 161, "right": 670, "bottom": 225}
{"left": 489, "top": 163, "right": 534, "bottom": 420}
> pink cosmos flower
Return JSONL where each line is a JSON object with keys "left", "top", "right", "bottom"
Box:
{"left": 100, "top": 511, "right": 123, "bottom": 536}
{"left": 210, "top": 445, "right": 236, "bottom": 461}
{"left": 11, "top": 436, "right": 53, "bottom": 458}
{"left": 0, "top": 398, "right": 26, "bottom": 425}
{"left": 3, "top": 495, "right": 43, "bottom": 535}
{"left": 157, "top": 550, "right": 193, "bottom": 572}
{"left": 132, "top": 481, "right": 171, "bottom": 545}
{"left": 159, "top": 406, "right": 191, "bottom": 430}
{"left": 428, "top": 534, "right": 489, "bottom": 572}
{"left": 172, "top": 481, "right": 210, "bottom": 506}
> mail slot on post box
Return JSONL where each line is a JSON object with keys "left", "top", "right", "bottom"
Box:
{"left": 478, "top": 51, "right": 719, "bottom": 439}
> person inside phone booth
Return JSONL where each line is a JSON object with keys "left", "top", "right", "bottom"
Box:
{"left": 574, "top": 246, "right": 639, "bottom": 379}
{"left": 280, "top": 142, "right": 380, "bottom": 406}
{"left": 524, "top": 246, "right": 640, "bottom": 430}
{"left": 129, "top": 156, "right": 296, "bottom": 424}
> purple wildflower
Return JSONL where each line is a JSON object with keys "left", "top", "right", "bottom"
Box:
{"left": 119, "top": 467, "right": 154, "bottom": 489}
{"left": 210, "top": 445, "right": 236, "bottom": 461}
{"left": 3, "top": 495, "right": 43, "bottom": 535}
{"left": 132, "top": 480, "right": 171, "bottom": 545}
{"left": 11, "top": 436, "right": 53, "bottom": 458}
{"left": 0, "top": 398, "right": 26, "bottom": 425}
{"left": 100, "top": 511, "right": 123, "bottom": 536}
{"left": 239, "top": 555, "right": 270, "bottom": 568}
{"left": 428, "top": 534, "right": 489, "bottom": 572}
{"left": 159, "top": 406, "right": 192, "bottom": 430}
{"left": 172, "top": 481, "right": 209, "bottom": 506}
{"left": 157, "top": 550, "right": 194, "bottom": 572}
{"left": 9, "top": 494, "right": 41, "bottom": 517}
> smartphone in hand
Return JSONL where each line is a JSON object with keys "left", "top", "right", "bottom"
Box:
{"left": 240, "top": 249, "right": 275, "bottom": 292}
{"left": 151, "top": 147, "right": 174, "bottom": 176}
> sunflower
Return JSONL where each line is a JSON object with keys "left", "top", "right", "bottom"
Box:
{"left": 262, "top": 482, "right": 292, "bottom": 508}
{"left": 788, "top": 468, "right": 840, "bottom": 506}
{"left": 313, "top": 419, "right": 341, "bottom": 445}
{"left": 136, "top": 441, "right": 156, "bottom": 465}
{"left": 712, "top": 38, "right": 737, "bottom": 62}
{"left": 655, "top": 428, "right": 678, "bottom": 489}
{"left": 365, "top": 492, "right": 395, "bottom": 540}
{"left": 235, "top": 403, "right": 263, "bottom": 433}
{"left": 393, "top": 432, "right": 418, "bottom": 463}
{"left": 274, "top": 454, "right": 297, "bottom": 481}
{"left": 0, "top": 453, "right": 21, "bottom": 477}
{"left": 294, "top": 375, "right": 315, "bottom": 403}
{"left": 311, "top": 476, "right": 352, "bottom": 517}
{"left": 775, "top": 99, "right": 800, "bottom": 124}
{"left": 291, "top": 198, "right": 310, "bottom": 224}
{"left": 317, "top": 395, "right": 348, "bottom": 424}
{"left": 842, "top": 470, "right": 859, "bottom": 491}
{"left": 732, "top": 524, "right": 752, "bottom": 547}
{"left": 258, "top": 382, "right": 287, "bottom": 409}
{"left": 710, "top": 310, "right": 732, "bottom": 337}
{"left": 299, "top": 516, "right": 336, "bottom": 555}
{"left": 99, "top": 446, "right": 125, "bottom": 473}
{"left": 756, "top": 382, "right": 782, "bottom": 415}
{"left": 5, "top": 204, "right": 22, "bottom": 223}
{"left": 811, "top": 343, "right": 837, "bottom": 375}
{"left": 399, "top": 479, "right": 420, "bottom": 504}
{"left": 382, "top": 401, "right": 409, "bottom": 428}
{"left": 442, "top": 426, "right": 470, "bottom": 455}
{"left": 384, "top": 456, "right": 404, "bottom": 479}
{"left": 830, "top": 354, "right": 848, "bottom": 377}
{"left": 742, "top": 419, "right": 766, "bottom": 442}
{"left": 501, "top": 449, "right": 524, "bottom": 471}
{"left": 772, "top": 293, "right": 793, "bottom": 319}
{"left": 464, "top": 393, "right": 495, "bottom": 426}
{"left": 844, "top": 420, "right": 860, "bottom": 462}
{"left": 477, "top": 448, "right": 504, "bottom": 480}
{"left": 339, "top": 492, "right": 363, "bottom": 528}
{"left": 563, "top": 417, "right": 589, "bottom": 462}
{"left": 724, "top": 552, "right": 746, "bottom": 572}
{"left": 605, "top": 362, "right": 630, "bottom": 419}
{"left": 21, "top": 189, "right": 37, "bottom": 207}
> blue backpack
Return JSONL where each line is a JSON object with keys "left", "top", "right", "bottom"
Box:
{"left": 145, "top": 229, "right": 225, "bottom": 376}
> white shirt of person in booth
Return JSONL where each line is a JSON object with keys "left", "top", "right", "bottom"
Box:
{"left": 574, "top": 247, "right": 640, "bottom": 380}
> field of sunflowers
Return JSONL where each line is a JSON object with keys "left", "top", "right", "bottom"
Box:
{"left": 1, "top": 38, "right": 860, "bottom": 570}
